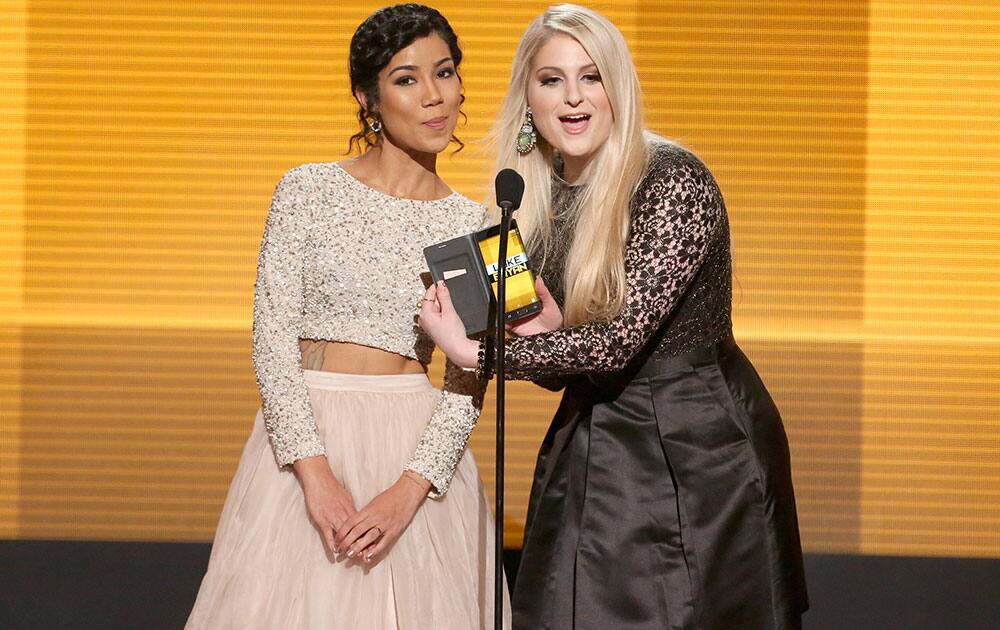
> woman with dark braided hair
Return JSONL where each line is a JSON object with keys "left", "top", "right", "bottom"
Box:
{"left": 186, "top": 5, "right": 508, "bottom": 628}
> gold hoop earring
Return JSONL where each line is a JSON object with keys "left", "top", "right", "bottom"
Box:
{"left": 516, "top": 106, "right": 537, "bottom": 154}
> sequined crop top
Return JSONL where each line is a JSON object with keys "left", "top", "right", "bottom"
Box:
{"left": 505, "top": 140, "right": 733, "bottom": 380}
{"left": 252, "top": 162, "right": 488, "bottom": 497}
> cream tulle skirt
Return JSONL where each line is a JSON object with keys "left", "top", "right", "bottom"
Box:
{"left": 186, "top": 370, "right": 510, "bottom": 629}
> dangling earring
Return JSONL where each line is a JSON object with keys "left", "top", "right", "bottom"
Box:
{"left": 369, "top": 112, "right": 382, "bottom": 134}
{"left": 515, "top": 106, "right": 537, "bottom": 154}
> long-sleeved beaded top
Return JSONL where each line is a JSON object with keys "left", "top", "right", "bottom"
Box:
{"left": 506, "top": 140, "right": 733, "bottom": 380}
{"left": 252, "top": 162, "right": 487, "bottom": 497}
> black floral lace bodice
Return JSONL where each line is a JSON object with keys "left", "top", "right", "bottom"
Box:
{"left": 507, "top": 141, "right": 733, "bottom": 380}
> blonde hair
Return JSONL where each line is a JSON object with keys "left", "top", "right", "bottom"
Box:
{"left": 488, "top": 4, "right": 649, "bottom": 325}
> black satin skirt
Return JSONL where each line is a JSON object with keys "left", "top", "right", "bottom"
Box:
{"left": 512, "top": 335, "right": 808, "bottom": 630}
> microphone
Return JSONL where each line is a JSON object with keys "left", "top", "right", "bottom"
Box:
{"left": 495, "top": 168, "right": 525, "bottom": 212}
{"left": 491, "top": 166, "right": 524, "bottom": 630}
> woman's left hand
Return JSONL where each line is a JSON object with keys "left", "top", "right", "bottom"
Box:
{"left": 507, "top": 277, "right": 563, "bottom": 336}
{"left": 334, "top": 471, "right": 431, "bottom": 564}
{"left": 418, "top": 281, "right": 479, "bottom": 368}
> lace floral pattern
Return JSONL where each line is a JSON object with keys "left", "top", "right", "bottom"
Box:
{"left": 507, "top": 141, "right": 733, "bottom": 380}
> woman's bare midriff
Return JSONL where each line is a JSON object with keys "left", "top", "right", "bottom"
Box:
{"left": 298, "top": 340, "right": 427, "bottom": 375}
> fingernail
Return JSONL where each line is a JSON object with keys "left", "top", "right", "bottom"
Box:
{"left": 437, "top": 280, "right": 444, "bottom": 287}
{"left": 347, "top": 549, "right": 354, "bottom": 557}
{"left": 333, "top": 548, "right": 339, "bottom": 554}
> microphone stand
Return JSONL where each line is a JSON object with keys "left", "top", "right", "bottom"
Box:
{"left": 494, "top": 201, "right": 514, "bottom": 630}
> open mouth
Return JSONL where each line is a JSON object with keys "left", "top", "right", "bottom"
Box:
{"left": 558, "top": 113, "right": 591, "bottom": 134}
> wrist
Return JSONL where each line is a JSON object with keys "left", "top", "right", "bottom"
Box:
{"left": 448, "top": 337, "right": 479, "bottom": 369}
{"left": 293, "top": 456, "right": 336, "bottom": 488}
{"left": 465, "top": 338, "right": 480, "bottom": 368}
{"left": 401, "top": 470, "right": 432, "bottom": 497}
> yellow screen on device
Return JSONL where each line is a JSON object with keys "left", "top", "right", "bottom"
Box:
{"left": 478, "top": 229, "right": 540, "bottom": 317}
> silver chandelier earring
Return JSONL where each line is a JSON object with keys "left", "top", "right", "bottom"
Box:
{"left": 515, "top": 106, "right": 537, "bottom": 154}
{"left": 369, "top": 113, "right": 382, "bottom": 134}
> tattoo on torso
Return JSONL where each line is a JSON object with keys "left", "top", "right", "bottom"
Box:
{"left": 302, "top": 340, "right": 328, "bottom": 370}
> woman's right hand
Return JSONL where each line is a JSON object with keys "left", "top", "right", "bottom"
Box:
{"left": 293, "top": 455, "right": 358, "bottom": 555}
{"left": 418, "top": 282, "right": 479, "bottom": 368}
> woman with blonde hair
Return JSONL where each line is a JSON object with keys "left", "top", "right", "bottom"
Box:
{"left": 420, "top": 4, "right": 808, "bottom": 628}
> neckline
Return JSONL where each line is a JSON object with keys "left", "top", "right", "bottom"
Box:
{"left": 552, "top": 153, "right": 587, "bottom": 189}
{"left": 332, "top": 162, "right": 460, "bottom": 204}
{"left": 552, "top": 176, "right": 585, "bottom": 198}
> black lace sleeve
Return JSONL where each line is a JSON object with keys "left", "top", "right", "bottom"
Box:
{"left": 505, "top": 145, "right": 727, "bottom": 380}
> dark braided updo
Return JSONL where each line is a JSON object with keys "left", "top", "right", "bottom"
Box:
{"left": 348, "top": 4, "right": 465, "bottom": 153}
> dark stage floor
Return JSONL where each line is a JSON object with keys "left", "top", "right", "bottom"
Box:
{"left": 1, "top": 541, "right": 997, "bottom": 629}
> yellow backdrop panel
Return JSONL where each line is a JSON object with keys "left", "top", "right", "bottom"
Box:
{"left": 0, "top": 0, "right": 997, "bottom": 558}
{"left": 0, "top": 0, "right": 27, "bottom": 539}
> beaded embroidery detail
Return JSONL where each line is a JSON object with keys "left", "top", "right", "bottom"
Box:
{"left": 252, "top": 163, "right": 488, "bottom": 496}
